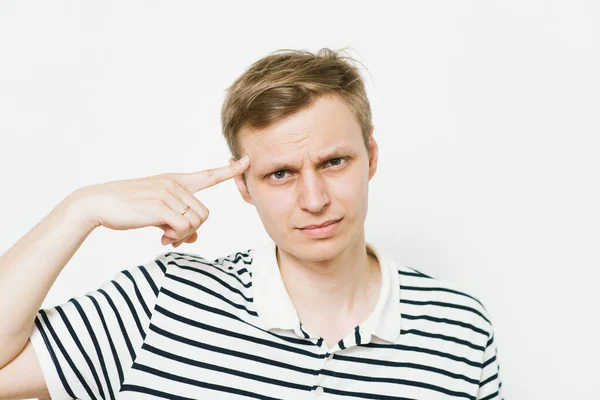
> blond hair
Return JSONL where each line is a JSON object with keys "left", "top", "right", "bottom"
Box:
{"left": 220, "top": 48, "right": 373, "bottom": 164}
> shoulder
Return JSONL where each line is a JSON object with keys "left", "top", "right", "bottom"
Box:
{"left": 157, "top": 248, "right": 254, "bottom": 271}
{"left": 152, "top": 248, "right": 255, "bottom": 287}
{"left": 397, "top": 263, "right": 494, "bottom": 337}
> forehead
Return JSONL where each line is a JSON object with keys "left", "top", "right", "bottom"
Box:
{"left": 239, "top": 95, "right": 364, "bottom": 172}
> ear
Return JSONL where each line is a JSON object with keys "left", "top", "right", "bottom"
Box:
{"left": 367, "top": 126, "right": 378, "bottom": 181}
{"left": 230, "top": 158, "right": 255, "bottom": 205}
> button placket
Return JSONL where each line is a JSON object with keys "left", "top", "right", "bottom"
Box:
{"left": 313, "top": 350, "right": 331, "bottom": 394}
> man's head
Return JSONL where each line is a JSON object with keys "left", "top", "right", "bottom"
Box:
{"left": 220, "top": 48, "right": 378, "bottom": 262}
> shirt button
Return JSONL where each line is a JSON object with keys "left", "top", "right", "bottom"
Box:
{"left": 315, "top": 386, "right": 324, "bottom": 395}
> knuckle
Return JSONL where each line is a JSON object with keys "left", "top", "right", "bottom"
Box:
{"left": 153, "top": 198, "right": 166, "bottom": 209}
{"left": 164, "top": 178, "right": 178, "bottom": 190}
{"left": 160, "top": 187, "right": 173, "bottom": 201}
{"left": 187, "top": 213, "right": 200, "bottom": 227}
{"left": 197, "top": 201, "right": 209, "bottom": 215}
{"left": 195, "top": 208, "right": 207, "bottom": 222}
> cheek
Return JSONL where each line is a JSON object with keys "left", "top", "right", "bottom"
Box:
{"left": 335, "top": 171, "right": 368, "bottom": 201}
{"left": 253, "top": 189, "right": 294, "bottom": 222}
{"left": 333, "top": 170, "right": 370, "bottom": 218}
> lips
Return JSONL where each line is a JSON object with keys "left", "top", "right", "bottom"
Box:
{"left": 299, "top": 219, "right": 341, "bottom": 230}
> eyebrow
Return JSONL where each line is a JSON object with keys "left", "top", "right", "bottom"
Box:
{"left": 256, "top": 145, "right": 356, "bottom": 175}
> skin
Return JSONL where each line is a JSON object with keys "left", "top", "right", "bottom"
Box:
{"left": 230, "top": 94, "right": 382, "bottom": 345}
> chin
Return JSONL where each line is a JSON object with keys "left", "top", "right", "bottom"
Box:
{"left": 283, "top": 234, "right": 347, "bottom": 262}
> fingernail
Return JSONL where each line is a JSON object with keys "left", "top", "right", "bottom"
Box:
{"left": 238, "top": 155, "right": 249, "bottom": 164}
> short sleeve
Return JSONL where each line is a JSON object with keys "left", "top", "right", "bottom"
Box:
{"left": 29, "top": 253, "right": 170, "bottom": 400}
{"left": 477, "top": 325, "right": 504, "bottom": 400}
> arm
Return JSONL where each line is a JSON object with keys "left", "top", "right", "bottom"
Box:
{"left": 0, "top": 191, "right": 96, "bottom": 370}
{"left": 0, "top": 159, "right": 250, "bottom": 398}
{"left": 0, "top": 339, "right": 50, "bottom": 399}
{"left": 477, "top": 329, "right": 503, "bottom": 400}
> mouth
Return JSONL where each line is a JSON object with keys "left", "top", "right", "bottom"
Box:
{"left": 297, "top": 218, "right": 342, "bottom": 239}
{"left": 298, "top": 219, "right": 342, "bottom": 230}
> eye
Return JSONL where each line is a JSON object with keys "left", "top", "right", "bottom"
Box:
{"left": 270, "top": 170, "right": 289, "bottom": 180}
{"left": 267, "top": 158, "right": 348, "bottom": 182}
{"left": 325, "top": 157, "right": 347, "bottom": 168}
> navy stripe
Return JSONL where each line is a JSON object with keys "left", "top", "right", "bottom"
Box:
{"left": 119, "top": 384, "right": 194, "bottom": 400}
{"left": 139, "top": 265, "right": 159, "bottom": 297}
{"left": 167, "top": 272, "right": 256, "bottom": 316}
{"left": 323, "top": 386, "right": 416, "bottom": 400}
{"left": 167, "top": 255, "right": 252, "bottom": 288}
{"left": 98, "top": 289, "right": 136, "bottom": 361}
{"left": 360, "top": 342, "right": 482, "bottom": 368}
{"left": 480, "top": 372, "right": 499, "bottom": 388}
{"left": 167, "top": 260, "right": 253, "bottom": 300}
{"left": 34, "top": 315, "right": 76, "bottom": 399}
{"left": 112, "top": 280, "right": 145, "bottom": 339}
{"left": 483, "top": 355, "right": 497, "bottom": 368}
{"left": 129, "top": 363, "right": 285, "bottom": 400}
{"left": 487, "top": 334, "right": 495, "bottom": 348}
{"left": 401, "top": 329, "right": 485, "bottom": 351}
{"left": 154, "top": 259, "right": 168, "bottom": 275}
{"left": 401, "top": 284, "right": 484, "bottom": 308}
{"left": 70, "top": 299, "right": 114, "bottom": 400}
{"left": 299, "top": 323, "right": 311, "bottom": 339}
{"left": 55, "top": 306, "right": 104, "bottom": 398}
{"left": 400, "top": 299, "right": 491, "bottom": 325}
{"left": 160, "top": 288, "right": 316, "bottom": 347}
{"left": 155, "top": 304, "right": 321, "bottom": 357}
{"left": 40, "top": 309, "right": 98, "bottom": 399}
{"left": 219, "top": 250, "right": 253, "bottom": 264}
{"left": 401, "top": 313, "right": 488, "bottom": 336}
{"left": 400, "top": 267, "right": 432, "bottom": 278}
{"left": 334, "top": 354, "right": 479, "bottom": 384}
{"left": 87, "top": 295, "right": 124, "bottom": 388}
{"left": 122, "top": 270, "right": 151, "bottom": 319}
{"left": 146, "top": 325, "right": 320, "bottom": 374}
{"left": 320, "top": 369, "right": 475, "bottom": 399}
{"left": 139, "top": 343, "right": 313, "bottom": 391}
{"left": 480, "top": 390, "right": 500, "bottom": 400}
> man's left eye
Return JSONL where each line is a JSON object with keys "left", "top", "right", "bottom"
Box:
{"left": 326, "top": 157, "right": 346, "bottom": 167}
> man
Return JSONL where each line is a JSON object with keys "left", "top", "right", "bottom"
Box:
{"left": 0, "top": 49, "right": 502, "bottom": 399}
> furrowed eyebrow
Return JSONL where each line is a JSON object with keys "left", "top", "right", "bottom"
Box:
{"left": 259, "top": 146, "right": 355, "bottom": 174}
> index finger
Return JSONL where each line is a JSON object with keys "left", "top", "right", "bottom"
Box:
{"left": 176, "top": 155, "right": 250, "bottom": 193}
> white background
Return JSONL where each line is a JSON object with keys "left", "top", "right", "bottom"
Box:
{"left": 1, "top": 1, "right": 598, "bottom": 398}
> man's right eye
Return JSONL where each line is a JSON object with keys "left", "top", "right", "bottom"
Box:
{"left": 270, "top": 170, "right": 289, "bottom": 180}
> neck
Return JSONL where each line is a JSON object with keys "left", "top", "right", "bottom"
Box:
{"left": 277, "top": 233, "right": 381, "bottom": 332}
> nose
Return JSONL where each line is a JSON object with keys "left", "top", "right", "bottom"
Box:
{"left": 297, "top": 171, "right": 331, "bottom": 213}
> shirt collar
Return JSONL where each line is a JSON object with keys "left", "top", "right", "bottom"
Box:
{"left": 252, "top": 239, "right": 401, "bottom": 343}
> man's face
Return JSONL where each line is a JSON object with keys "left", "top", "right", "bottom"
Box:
{"left": 232, "top": 94, "right": 378, "bottom": 262}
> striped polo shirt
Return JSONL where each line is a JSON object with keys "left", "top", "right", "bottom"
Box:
{"left": 30, "top": 240, "right": 503, "bottom": 399}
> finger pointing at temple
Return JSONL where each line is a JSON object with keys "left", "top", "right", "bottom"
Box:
{"left": 176, "top": 155, "right": 250, "bottom": 193}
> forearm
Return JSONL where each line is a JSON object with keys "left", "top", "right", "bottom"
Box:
{"left": 0, "top": 190, "right": 96, "bottom": 369}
